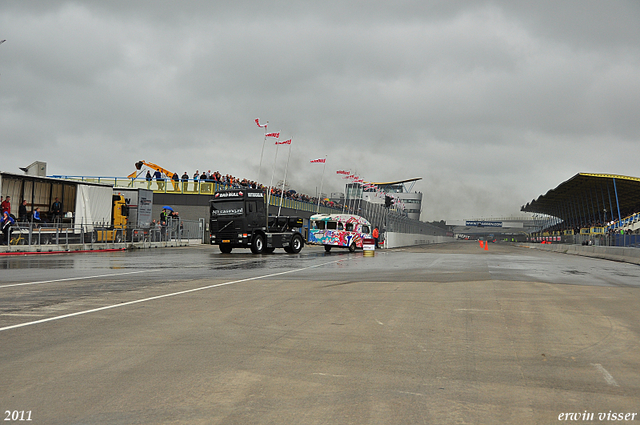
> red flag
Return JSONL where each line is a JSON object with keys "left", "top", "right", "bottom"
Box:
{"left": 255, "top": 118, "right": 267, "bottom": 128}
{"left": 275, "top": 139, "right": 291, "bottom": 145}
{"left": 310, "top": 158, "right": 326, "bottom": 163}
{"left": 265, "top": 132, "right": 280, "bottom": 138}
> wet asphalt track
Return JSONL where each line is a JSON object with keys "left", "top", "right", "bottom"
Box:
{"left": 1, "top": 242, "right": 639, "bottom": 424}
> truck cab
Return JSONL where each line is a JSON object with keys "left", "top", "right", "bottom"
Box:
{"left": 209, "top": 189, "right": 305, "bottom": 254}
{"left": 96, "top": 193, "right": 129, "bottom": 242}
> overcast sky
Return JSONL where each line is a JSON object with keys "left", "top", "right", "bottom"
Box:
{"left": 1, "top": 1, "right": 639, "bottom": 220}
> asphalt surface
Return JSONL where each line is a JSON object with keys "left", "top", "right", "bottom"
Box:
{"left": 1, "top": 242, "right": 639, "bottom": 424}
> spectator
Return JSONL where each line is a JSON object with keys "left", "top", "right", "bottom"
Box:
{"left": 51, "top": 197, "right": 62, "bottom": 222}
{"left": 32, "top": 207, "right": 43, "bottom": 227}
{"left": 193, "top": 170, "right": 200, "bottom": 192}
{"left": 1, "top": 195, "right": 10, "bottom": 215}
{"left": 154, "top": 170, "right": 164, "bottom": 191}
{"left": 171, "top": 172, "right": 180, "bottom": 192}
{"left": 150, "top": 219, "right": 158, "bottom": 242}
{"left": 181, "top": 172, "right": 189, "bottom": 192}
{"left": 146, "top": 170, "right": 152, "bottom": 189}
{"left": 18, "top": 200, "right": 29, "bottom": 222}
{"left": 1, "top": 211, "right": 15, "bottom": 245}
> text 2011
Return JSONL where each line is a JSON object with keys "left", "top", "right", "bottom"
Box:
{"left": 4, "top": 411, "right": 32, "bottom": 421}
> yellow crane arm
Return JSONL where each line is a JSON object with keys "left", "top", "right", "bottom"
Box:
{"left": 128, "top": 161, "right": 176, "bottom": 179}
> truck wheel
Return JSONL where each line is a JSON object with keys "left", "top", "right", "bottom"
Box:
{"left": 251, "top": 234, "right": 265, "bottom": 254}
{"left": 324, "top": 245, "right": 332, "bottom": 252}
{"left": 219, "top": 245, "right": 232, "bottom": 254}
{"left": 348, "top": 242, "right": 356, "bottom": 253}
{"left": 289, "top": 234, "right": 303, "bottom": 254}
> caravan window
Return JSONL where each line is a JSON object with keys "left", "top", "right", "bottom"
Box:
{"left": 327, "top": 221, "right": 338, "bottom": 230}
{"left": 362, "top": 225, "right": 370, "bottom": 234}
{"left": 314, "top": 221, "right": 326, "bottom": 230}
{"left": 338, "top": 222, "right": 344, "bottom": 230}
{"left": 345, "top": 223, "right": 354, "bottom": 231}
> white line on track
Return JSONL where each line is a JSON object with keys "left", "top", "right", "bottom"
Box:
{"left": 0, "top": 259, "right": 343, "bottom": 333}
{"left": 0, "top": 270, "right": 157, "bottom": 289}
{"left": 312, "top": 373, "right": 347, "bottom": 378}
{"left": 591, "top": 363, "right": 619, "bottom": 387}
{"left": 0, "top": 258, "right": 271, "bottom": 289}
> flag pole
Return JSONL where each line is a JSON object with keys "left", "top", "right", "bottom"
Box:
{"left": 349, "top": 175, "right": 357, "bottom": 214}
{"left": 347, "top": 175, "right": 353, "bottom": 213}
{"left": 257, "top": 120, "right": 268, "bottom": 182}
{"left": 267, "top": 139, "right": 280, "bottom": 226}
{"left": 341, "top": 171, "right": 351, "bottom": 214}
{"left": 356, "top": 181, "right": 363, "bottom": 215}
{"left": 278, "top": 140, "right": 292, "bottom": 216}
{"left": 316, "top": 156, "right": 327, "bottom": 214}
{"left": 342, "top": 175, "right": 346, "bottom": 214}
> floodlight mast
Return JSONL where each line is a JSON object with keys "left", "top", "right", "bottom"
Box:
{"left": 0, "top": 40, "right": 5, "bottom": 76}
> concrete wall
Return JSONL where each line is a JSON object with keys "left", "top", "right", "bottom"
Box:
{"left": 518, "top": 243, "right": 640, "bottom": 265}
{"left": 384, "top": 232, "right": 454, "bottom": 249}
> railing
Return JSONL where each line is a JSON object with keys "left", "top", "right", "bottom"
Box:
{"left": 3, "top": 218, "right": 205, "bottom": 249}
{"left": 606, "top": 212, "right": 640, "bottom": 232}
{"left": 50, "top": 175, "right": 343, "bottom": 215}
{"left": 48, "top": 176, "right": 447, "bottom": 237}
{"left": 346, "top": 199, "right": 448, "bottom": 237}
{"left": 530, "top": 232, "right": 640, "bottom": 248}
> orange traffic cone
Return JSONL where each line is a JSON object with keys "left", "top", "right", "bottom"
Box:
{"left": 484, "top": 241, "right": 489, "bottom": 251}
{"left": 479, "top": 240, "right": 484, "bottom": 249}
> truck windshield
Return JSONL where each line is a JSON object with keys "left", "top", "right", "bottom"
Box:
{"left": 211, "top": 201, "right": 244, "bottom": 217}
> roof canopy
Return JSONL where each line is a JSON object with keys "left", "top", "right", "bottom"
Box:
{"left": 521, "top": 173, "right": 640, "bottom": 226}
{"left": 371, "top": 177, "right": 422, "bottom": 186}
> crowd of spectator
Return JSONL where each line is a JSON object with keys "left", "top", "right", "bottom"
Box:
{"left": 535, "top": 207, "right": 640, "bottom": 236}
{"left": 151, "top": 169, "right": 343, "bottom": 211}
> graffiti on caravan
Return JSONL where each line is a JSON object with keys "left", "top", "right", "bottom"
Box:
{"left": 466, "top": 221, "right": 503, "bottom": 228}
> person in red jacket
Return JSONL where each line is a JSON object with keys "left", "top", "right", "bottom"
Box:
{"left": 372, "top": 226, "right": 379, "bottom": 248}
{"left": 1, "top": 196, "right": 11, "bottom": 215}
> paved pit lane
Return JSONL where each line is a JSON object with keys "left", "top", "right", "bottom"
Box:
{"left": 1, "top": 242, "right": 639, "bottom": 424}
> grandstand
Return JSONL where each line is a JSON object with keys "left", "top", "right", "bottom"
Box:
{"left": 521, "top": 173, "right": 640, "bottom": 247}
{"left": 45, "top": 171, "right": 450, "bottom": 246}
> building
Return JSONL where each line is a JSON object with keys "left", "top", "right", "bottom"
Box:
{"left": 345, "top": 178, "right": 423, "bottom": 220}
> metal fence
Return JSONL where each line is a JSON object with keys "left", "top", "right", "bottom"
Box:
{"left": 572, "top": 232, "right": 640, "bottom": 248}
{"left": 48, "top": 176, "right": 448, "bottom": 238}
{"left": 2, "top": 218, "right": 205, "bottom": 248}
{"left": 351, "top": 200, "right": 448, "bottom": 237}
{"left": 530, "top": 232, "right": 640, "bottom": 248}
{"left": 51, "top": 175, "right": 344, "bottom": 216}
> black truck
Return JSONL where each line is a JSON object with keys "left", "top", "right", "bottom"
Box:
{"left": 209, "top": 189, "right": 305, "bottom": 254}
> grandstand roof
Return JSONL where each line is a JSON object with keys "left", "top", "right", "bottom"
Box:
{"left": 370, "top": 177, "right": 422, "bottom": 186}
{"left": 521, "top": 173, "right": 640, "bottom": 224}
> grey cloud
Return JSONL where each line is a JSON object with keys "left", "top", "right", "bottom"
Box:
{"left": 1, "top": 1, "right": 639, "bottom": 219}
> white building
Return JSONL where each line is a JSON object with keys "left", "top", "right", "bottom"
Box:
{"left": 345, "top": 178, "right": 423, "bottom": 220}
